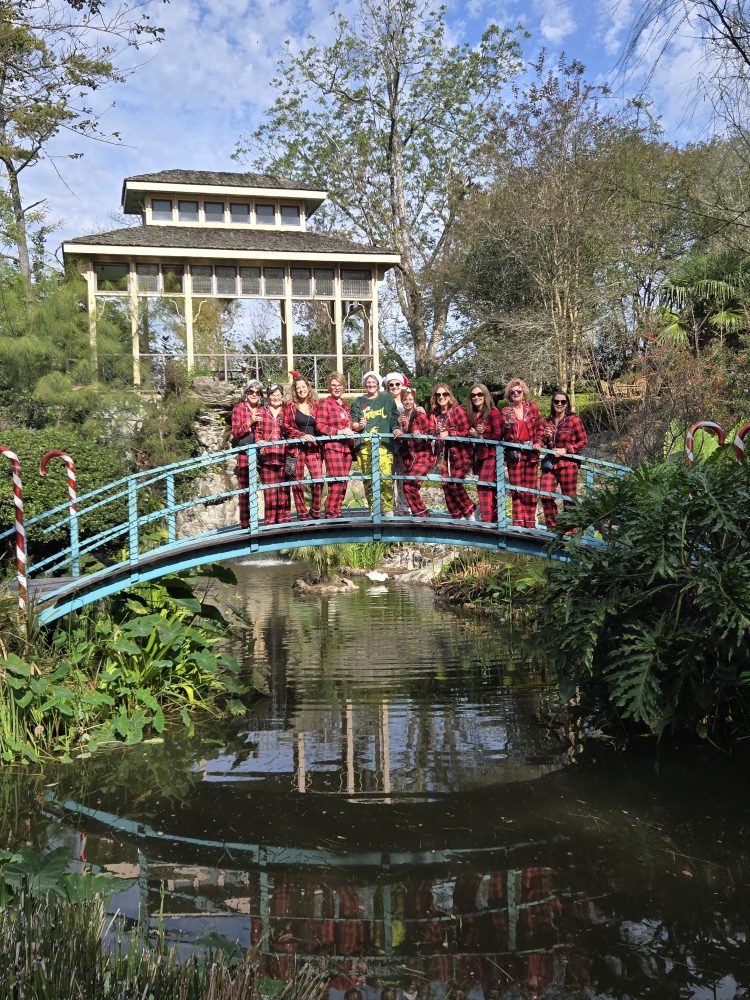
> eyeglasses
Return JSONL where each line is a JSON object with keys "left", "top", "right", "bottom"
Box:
{"left": 247, "top": 390, "right": 260, "bottom": 395}
{"left": 509, "top": 388, "right": 524, "bottom": 395}
{"left": 553, "top": 399, "right": 567, "bottom": 405}
{"left": 387, "top": 382, "right": 402, "bottom": 388}
{"left": 435, "top": 391, "right": 450, "bottom": 398}
{"left": 470, "top": 392, "right": 484, "bottom": 399}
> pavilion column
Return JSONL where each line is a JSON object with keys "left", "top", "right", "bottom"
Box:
{"left": 371, "top": 266, "right": 380, "bottom": 374}
{"left": 333, "top": 267, "right": 344, "bottom": 377}
{"left": 129, "top": 260, "right": 141, "bottom": 387}
{"left": 184, "top": 286, "right": 194, "bottom": 373}
{"left": 281, "top": 268, "right": 294, "bottom": 375}
{"left": 86, "top": 263, "right": 98, "bottom": 375}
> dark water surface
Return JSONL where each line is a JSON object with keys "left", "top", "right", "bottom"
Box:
{"left": 4, "top": 559, "right": 750, "bottom": 998}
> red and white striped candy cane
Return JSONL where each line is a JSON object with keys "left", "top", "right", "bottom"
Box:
{"left": 40, "top": 450, "right": 80, "bottom": 576}
{"left": 0, "top": 447, "right": 27, "bottom": 614}
{"left": 40, "top": 450, "right": 77, "bottom": 512}
{"left": 734, "top": 422, "right": 750, "bottom": 463}
{"left": 685, "top": 420, "right": 726, "bottom": 465}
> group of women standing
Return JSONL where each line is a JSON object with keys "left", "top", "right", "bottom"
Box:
{"left": 230, "top": 372, "right": 587, "bottom": 530}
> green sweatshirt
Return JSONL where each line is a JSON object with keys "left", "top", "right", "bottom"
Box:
{"left": 350, "top": 391, "right": 399, "bottom": 451}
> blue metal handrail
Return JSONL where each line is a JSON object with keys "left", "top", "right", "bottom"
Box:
{"left": 3, "top": 435, "right": 629, "bottom": 601}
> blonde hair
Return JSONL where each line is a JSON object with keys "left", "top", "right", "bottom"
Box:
{"left": 326, "top": 371, "right": 346, "bottom": 392}
{"left": 504, "top": 378, "right": 530, "bottom": 401}
{"left": 291, "top": 375, "right": 317, "bottom": 403}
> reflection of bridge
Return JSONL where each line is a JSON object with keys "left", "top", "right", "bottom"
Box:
{"left": 2, "top": 435, "right": 628, "bottom": 624}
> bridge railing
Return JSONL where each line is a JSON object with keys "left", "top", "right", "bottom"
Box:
{"left": 0, "top": 436, "right": 628, "bottom": 591}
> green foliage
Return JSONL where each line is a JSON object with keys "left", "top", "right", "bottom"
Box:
{"left": 541, "top": 452, "right": 750, "bottom": 741}
{"left": 434, "top": 552, "right": 545, "bottom": 628}
{"left": 291, "top": 540, "right": 392, "bottom": 577}
{"left": 0, "top": 847, "right": 129, "bottom": 906}
{"left": 0, "top": 572, "right": 255, "bottom": 763}
{"left": 0, "top": 427, "right": 132, "bottom": 548}
{"left": 0, "top": 887, "right": 322, "bottom": 1000}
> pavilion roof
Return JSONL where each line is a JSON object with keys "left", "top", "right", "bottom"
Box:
{"left": 63, "top": 224, "right": 398, "bottom": 261}
{"left": 124, "top": 169, "right": 313, "bottom": 190}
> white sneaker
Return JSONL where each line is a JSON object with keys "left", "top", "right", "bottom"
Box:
{"left": 383, "top": 510, "right": 394, "bottom": 518}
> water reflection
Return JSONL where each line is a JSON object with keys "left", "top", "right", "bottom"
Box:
{"left": 15, "top": 560, "right": 750, "bottom": 997}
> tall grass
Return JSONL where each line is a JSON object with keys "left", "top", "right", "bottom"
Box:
{"left": 291, "top": 541, "right": 392, "bottom": 576}
{"left": 0, "top": 890, "right": 325, "bottom": 1000}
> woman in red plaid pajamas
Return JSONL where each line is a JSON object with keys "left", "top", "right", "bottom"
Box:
{"left": 429, "top": 383, "right": 476, "bottom": 519}
{"left": 501, "top": 378, "right": 543, "bottom": 528}
{"left": 399, "top": 386, "right": 434, "bottom": 517}
{"left": 466, "top": 383, "right": 502, "bottom": 523}
{"left": 316, "top": 371, "right": 356, "bottom": 518}
{"left": 540, "top": 390, "right": 588, "bottom": 529}
{"left": 283, "top": 374, "right": 323, "bottom": 520}
{"left": 230, "top": 379, "right": 264, "bottom": 529}
{"left": 255, "top": 383, "right": 291, "bottom": 525}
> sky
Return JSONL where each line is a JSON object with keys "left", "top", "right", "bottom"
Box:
{"left": 25, "top": 0, "right": 713, "bottom": 266}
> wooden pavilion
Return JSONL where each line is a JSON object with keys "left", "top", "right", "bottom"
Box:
{"left": 62, "top": 169, "right": 401, "bottom": 389}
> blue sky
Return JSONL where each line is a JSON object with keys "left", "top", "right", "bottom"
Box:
{"left": 28, "top": 0, "right": 711, "bottom": 265}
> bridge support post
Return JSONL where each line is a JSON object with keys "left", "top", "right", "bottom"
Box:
{"left": 495, "top": 443, "right": 508, "bottom": 547}
{"left": 248, "top": 445, "right": 260, "bottom": 549}
{"left": 166, "top": 473, "right": 176, "bottom": 544}
{"left": 371, "top": 432, "right": 382, "bottom": 537}
{"left": 128, "top": 477, "right": 139, "bottom": 571}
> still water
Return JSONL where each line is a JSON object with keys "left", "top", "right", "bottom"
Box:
{"left": 6, "top": 560, "right": 750, "bottom": 998}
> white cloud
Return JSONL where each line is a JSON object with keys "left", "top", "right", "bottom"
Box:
{"left": 533, "top": 0, "right": 576, "bottom": 44}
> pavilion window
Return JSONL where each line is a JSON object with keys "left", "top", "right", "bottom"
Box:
{"left": 136, "top": 263, "right": 159, "bottom": 293}
{"left": 163, "top": 264, "right": 184, "bottom": 294}
{"left": 191, "top": 265, "right": 213, "bottom": 295}
{"left": 230, "top": 203, "right": 250, "bottom": 224}
{"left": 178, "top": 200, "right": 199, "bottom": 222}
{"left": 256, "top": 203, "right": 275, "bottom": 226}
{"left": 263, "top": 267, "right": 284, "bottom": 296}
{"left": 341, "top": 269, "right": 370, "bottom": 298}
{"left": 216, "top": 266, "right": 237, "bottom": 295}
{"left": 151, "top": 199, "right": 173, "bottom": 222}
{"left": 205, "top": 201, "right": 225, "bottom": 223}
{"left": 281, "top": 204, "right": 300, "bottom": 226}
{"left": 95, "top": 262, "right": 129, "bottom": 292}
{"left": 291, "top": 268, "right": 311, "bottom": 296}
{"left": 314, "top": 268, "right": 334, "bottom": 296}
{"left": 240, "top": 266, "right": 261, "bottom": 295}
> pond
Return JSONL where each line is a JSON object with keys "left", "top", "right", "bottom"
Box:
{"left": 3, "top": 558, "right": 750, "bottom": 999}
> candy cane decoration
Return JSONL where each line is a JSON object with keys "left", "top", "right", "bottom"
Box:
{"left": 0, "top": 447, "right": 27, "bottom": 614}
{"left": 40, "top": 450, "right": 80, "bottom": 575}
{"left": 685, "top": 420, "right": 726, "bottom": 465}
{"left": 734, "top": 422, "right": 750, "bottom": 463}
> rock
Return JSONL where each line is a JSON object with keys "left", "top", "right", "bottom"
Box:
{"left": 176, "top": 471, "right": 240, "bottom": 535}
{"left": 293, "top": 574, "right": 358, "bottom": 596}
{"left": 194, "top": 409, "right": 230, "bottom": 453}
{"left": 191, "top": 376, "right": 239, "bottom": 408}
{"left": 396, "top": 546, "right": 462, "bottom": 585}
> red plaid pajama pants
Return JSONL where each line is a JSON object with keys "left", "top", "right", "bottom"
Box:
{"left": 474, "top": 454, "right": 497, "bottom": 522}
{"left": 540, "top": 458, "right": 579, "bottom": 528}
{"left": 259, "top": 462, "right": 291, "bottom": 524}
{"left": 506, "top": 453, "right": 539, "bottom": 528}
{"left": 442, "top": 448, "right": 475, "bottom": 519}
{"left": 235, "top": 461, "right": 251, "bottom": 529}
{"left": 323, "top": 443, "right": 353, "bottom": 518}
{"left": 290, "top": 446, "right": 323, "bottom": 519}
{"left": 402, "top": 452, "right": 433, "bottom": 516}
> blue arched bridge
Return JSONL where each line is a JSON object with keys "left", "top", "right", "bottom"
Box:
{"left": 1, "top": 436, "right": 629, "bottom": 624}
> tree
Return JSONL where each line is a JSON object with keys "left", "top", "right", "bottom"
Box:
{"left": 235, "top": 0, "right": 522, "bottom": 376}
{"left": 0, "top": 0, "right": 164, "bottom": 279}
{"left": 456, "top": 54, "right": 650, "bottom": 403}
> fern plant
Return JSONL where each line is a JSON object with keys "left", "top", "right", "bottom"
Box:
{"left": 541, "top": 450, "right": 750, "bottom": 741}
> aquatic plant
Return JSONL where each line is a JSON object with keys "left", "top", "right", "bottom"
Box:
{"left": 541, "top": 451, "right": 750, "bottom": 741}
{"left": 0, "top": 569, "right": 256, "bottom": 762}
{"left": 433, "top": 552, "right": 545, "bottom": 627}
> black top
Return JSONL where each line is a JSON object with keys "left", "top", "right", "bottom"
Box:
{"left": 294, "top": 408, "right": 316, "bottom": 435}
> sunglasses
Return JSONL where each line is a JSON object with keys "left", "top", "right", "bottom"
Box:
{"left": 435, "top": 391, "right": 450, "bottom": 398}
{"left": 509, "top": 388, "right": 524, "bottom": 395}
{"left": 387, "top": 382, "right": 402, "bottom": 388}
{"left": 553, "top": 399, "right": 567, "bottom": 405}
{"left": 470, "top": 392, "right": 484, "bottom": 398}
{"left": 247, "top": 389, "right": 261, "bottom": 395}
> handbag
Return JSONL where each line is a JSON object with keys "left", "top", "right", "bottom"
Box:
{"left": 540, "top": 456, "right": 556, "bottom": 473}
{"left": 284, "top": 452, "right": 297, "bottom": 478}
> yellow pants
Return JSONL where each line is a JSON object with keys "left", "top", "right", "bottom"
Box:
{"left": 358, "top": 441, "right": 394, "bottom": 512}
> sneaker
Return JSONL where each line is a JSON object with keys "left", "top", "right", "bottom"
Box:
{"left": 383, "top": 510, "right": 394, "bottom": 518}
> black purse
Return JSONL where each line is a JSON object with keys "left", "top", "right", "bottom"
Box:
{"left": 540, "top": 456, "right": 556, "bottom": 473}
{"left": 284, "top": 452, "right": 297, "bottom": 478}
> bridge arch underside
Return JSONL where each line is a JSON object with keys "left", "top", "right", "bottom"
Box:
{"left": 33, "top": 519, "right": 570, "bottom": 625}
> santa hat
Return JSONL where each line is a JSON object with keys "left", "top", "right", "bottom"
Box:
{"left": 362, "top": 370, "right": 383, "bottom": 388}
{"left": 384, "top": 371, "right": 406, "bottom": 387}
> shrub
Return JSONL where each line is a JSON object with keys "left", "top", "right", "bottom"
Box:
{"left": 541, "top": 450, "right": 750, "bottom": 742}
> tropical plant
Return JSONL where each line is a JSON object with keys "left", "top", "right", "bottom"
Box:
{"left": 657, "top": 249, "right": 750, "bottom": 354}
{"left": 541, "top": 451, "right": 750, "bottom": 741}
